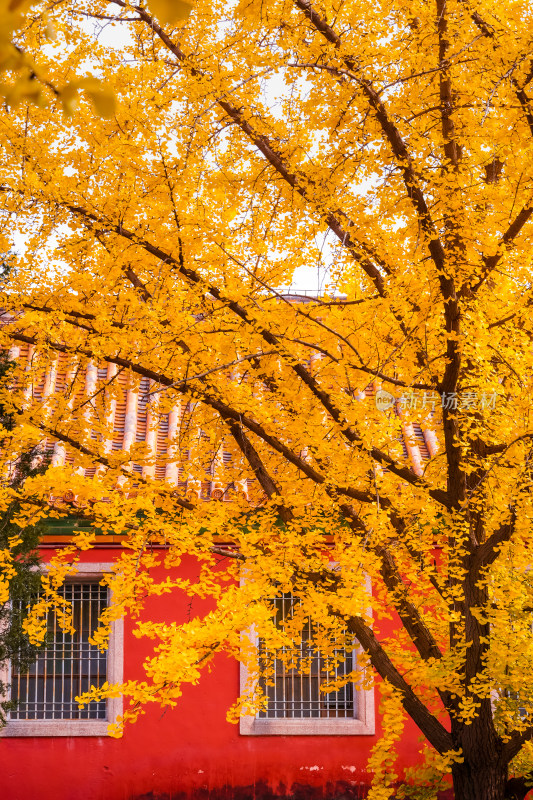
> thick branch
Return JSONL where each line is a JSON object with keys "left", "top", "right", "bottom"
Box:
{"left": 297, "top": 558, "right": 452, "bottom": 751}
{"left": 468, "top": 511, "right": 516, "bottom": 579}
{"left": 345, "top": 613, "right": 453, "bottom": 753}
{"left": 222, "top": 416, "right": 294, "bottom": 523}
{"left": 504, "top": 729, "right": 533, "bottom": 764}
{"left": 379, "top": 547, "right": 447, "bottom": 666}
{"left": 473, "top": 204, "right": 533, "bottom": 293}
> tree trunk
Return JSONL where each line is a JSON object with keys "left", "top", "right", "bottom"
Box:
{"left": 452, "top": 759, "right": 508, "bottom": 800}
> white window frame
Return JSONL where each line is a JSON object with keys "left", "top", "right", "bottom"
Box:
{"left": 239, "top": 586, "right": 375, "bottom": 736}
{"left": 0, "top": 563, "right": 123, "bottom": 737}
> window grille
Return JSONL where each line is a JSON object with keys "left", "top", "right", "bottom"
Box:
{"left": 10, "top": 582, "right": 108, "bottom": 721}
{"left": 258, "top": 594, "right": 355, "bottom": 719}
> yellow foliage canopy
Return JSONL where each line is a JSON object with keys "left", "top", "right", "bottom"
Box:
{"left": 0, "top": 0, "right": 532, "bottom": 796}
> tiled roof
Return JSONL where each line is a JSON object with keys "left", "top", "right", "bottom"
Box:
{"left": 8, "top": 342, "right": 438, "bottom": 499}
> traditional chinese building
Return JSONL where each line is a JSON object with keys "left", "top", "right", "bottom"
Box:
{"left": 0, "top": 339, "right": 443, "bottom": 800}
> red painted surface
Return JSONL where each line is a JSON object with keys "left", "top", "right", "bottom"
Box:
{"left": 0, "top": 549, "right": 429, "bottom": 800}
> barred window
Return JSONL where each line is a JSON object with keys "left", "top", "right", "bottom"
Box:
{"left": 10, "top": 582, "right": 108, "bottom": 721}
{"left": 240, "top": 591, "right": 375, "bottom": 735}
{"left": 258, "top": 594, "right": 355, "bottom": 720}
{"left": 1, "top": 564, "right": 123, "bottom": 737}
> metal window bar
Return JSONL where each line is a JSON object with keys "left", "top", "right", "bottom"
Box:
{"left": 258, "top": 593, "right": 355, "bottom": 719}
{"left": 10, "top": 582, "right": 108, "bottom": 720}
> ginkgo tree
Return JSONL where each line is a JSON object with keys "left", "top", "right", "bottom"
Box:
{"left": 0, "top": 0, "right": 532, "bottom": 798}
{"left": 0, "top": 0, "right": 190, "bottom": 114}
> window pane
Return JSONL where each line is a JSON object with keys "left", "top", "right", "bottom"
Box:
{"left": 258, "top": 593, "right": 356, "bottom": 719}
{"left": 10, "top": 582, "right": 108, "bottom": 720}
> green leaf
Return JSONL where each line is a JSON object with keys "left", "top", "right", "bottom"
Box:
{"left": 147, "top": 0, "right": 193, "bottom": 24}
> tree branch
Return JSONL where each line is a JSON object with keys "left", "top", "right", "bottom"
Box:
{"left": 11, "top": 322, "right": 451, "bottom": 508}
{"left": 291, "top": 0, "right": 463, "bottom": 508}
{"left": 503, "top": 728, "right": 533, "bottom": 764}
{"left": 472, "top": 204, "right": 533, "bottom": 293}
{"left": 345, "top": 613, "right": 453, "bottom": 753}
{"left": 9, "top": 194, "right": 449, "bottom": 508}
{"left": 468, "top": 510, "right": 517, "bottom": 580}
{"left": 109, "top": 0, "right": 390, "bottom": 298}
{"left": 11, "top": 330, "right": 437, "bottom": 516}
{"left": 221, "top": 415, "right": 294, "bottom": 523}
{"left": 15, "top": 412, "right": 195, "bottom": 511}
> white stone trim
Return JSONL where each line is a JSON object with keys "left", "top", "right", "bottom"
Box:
{"left": 1, "top": 563, "right": 123, "bottom": 737}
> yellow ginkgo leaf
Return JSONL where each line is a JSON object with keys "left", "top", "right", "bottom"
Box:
{"left": 85, "top": 87, "right": 116, "bottom": 119}
{"left": 6, "top": 0, "right": 32, "bottom": 13}
{"left": 147, "top": 0, "right": 193, "bottom": 24}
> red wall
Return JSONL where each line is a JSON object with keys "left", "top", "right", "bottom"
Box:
{"left": 0, "top": 549, "right": 426, "bottom": 800}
